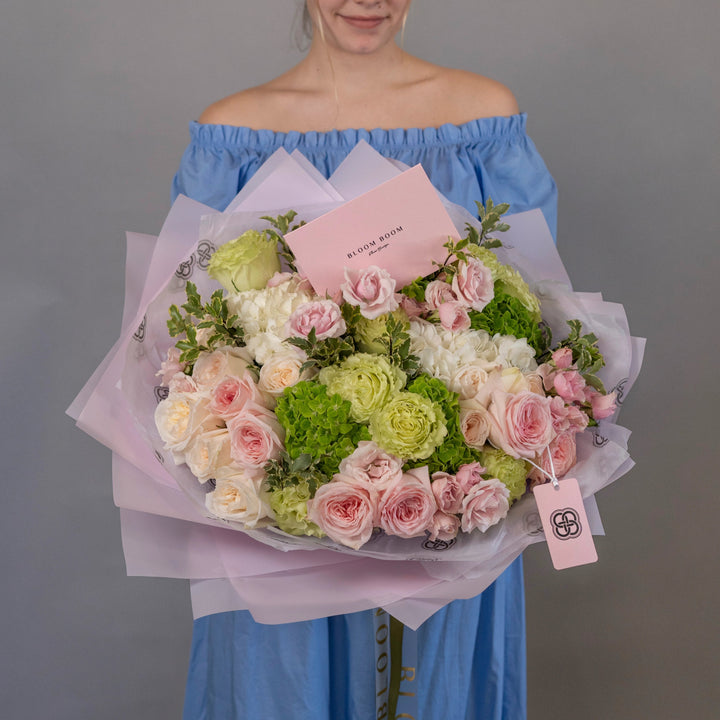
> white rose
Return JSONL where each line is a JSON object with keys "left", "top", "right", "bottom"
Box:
{"left": 184, "top": 428, "right": 234, "bottom": 482}
{"left": 205, "top": 472, "right": 274, "bottom": 527}
{"left": 258, "top": 349, "right": 311, "bottom": 397}
{"left": 154, "top": 392, "right": 218, "bottom": 454}
{"left": 449, "top": 363, "right": 490, "bottom": 400}
{"left": 192, "top": 347, "right": 252, "bottom": 390}
{"left": 493, "top": 335, "right": 537, "bottom": 373}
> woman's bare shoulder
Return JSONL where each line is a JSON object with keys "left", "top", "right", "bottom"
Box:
{"left": 198, "top": 85, "right": 280, "bottom": 127}
{"left": 429, "top": 67, "right": 520, "bottom": 120}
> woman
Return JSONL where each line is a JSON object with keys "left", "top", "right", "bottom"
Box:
{"left": 173, "top": 1, "right": 557, "bottom": 718}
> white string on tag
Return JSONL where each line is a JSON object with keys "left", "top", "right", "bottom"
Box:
{"left": 525, "top": 452, "right": 560, "bottom": 490}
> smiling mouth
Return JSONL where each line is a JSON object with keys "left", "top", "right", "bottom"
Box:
{"left": 339, "top": 15, "right": 387, "bottom": 29}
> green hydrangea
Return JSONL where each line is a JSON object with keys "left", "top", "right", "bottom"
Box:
{"left": 369, "top": 389, "right": 447, "bottom": 460}
{"left": 269, "top": 480, "right": 324, "bottom": 537}
{"left": 318, "top": 353, "right": 406, "bottom": 423}
{"left": 470, "top": 291, "right": 548, "bottom": 355}
{"left": 465, "top": 245, "right": 541, "bottom": 318}
{"left": 275, "top": 381, "right": 371, "bottom": 477}
{"left": 479, "top": 446, "right": 530, "bottom": 503}
{"left": 405, "top": 375, "right": 483, "bottom": 474}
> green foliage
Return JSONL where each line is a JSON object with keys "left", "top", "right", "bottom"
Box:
{"left": 274, "top": 381, "right": 371, "bottom": 478}
{"left": 405, "top": 375, "right": 482, "bottom": 474}
{"left": 286, "top": 327, "right": 357, "bottom": 374}
{"left": 166, "top": 282, "right": 245, "bottom": 367}
{"left": 474, "top": 198, "right": 511, "bottom": 247}
{"left": 260, "top": 210, "right": 305, "bottom": 273}
{"left": 469, "top": 291, "right": 550, "bottom": 355}
{"left": 375, "top": 313, "right": 420, "bottom": 378}
{"left": 400, "top": 276, "right": 431, "bottom": 303}
{"left": 264, "top": 452, "right": 327, "bottom": 495}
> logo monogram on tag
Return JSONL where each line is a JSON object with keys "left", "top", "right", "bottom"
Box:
{"left": 550, "top": 508, "right": 582, "bottom": 540}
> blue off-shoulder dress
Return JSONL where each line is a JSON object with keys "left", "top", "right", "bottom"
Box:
{"left": 172, "top": 113, "right": 557, "bottom": 720}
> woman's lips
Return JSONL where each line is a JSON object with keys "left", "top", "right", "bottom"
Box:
{"left": 339, "top": 15, "right": 386, "bottom": 30}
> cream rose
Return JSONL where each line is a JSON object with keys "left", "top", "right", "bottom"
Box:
{"left": 258, "top": 349, "right": 310, "bottom": 397}
{"left": 154, "top": 392, "right": 219, "bottom": 454}
{"left": 184, "top": 428, "right": 234, "bottom": 482}
{"left": 459, "top": 399, "right": 492, "bottom": 449}
{"left": 192, "top": 347, "right": 252, "bottom": 390}
{"left": 205, "top": 471, "right": 273, "bottom": 527}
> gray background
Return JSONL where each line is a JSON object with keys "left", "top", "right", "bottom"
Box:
{"left": 2, "top": 0, "right": 718, "bottom": 718}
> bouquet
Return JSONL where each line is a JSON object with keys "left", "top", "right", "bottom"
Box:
{"left": 69, "top": 143, "right": 643, "bottom": 627}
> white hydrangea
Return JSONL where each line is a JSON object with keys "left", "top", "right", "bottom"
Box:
{"left": 225, "top": 278, "right": 314, "bottom": 362}
{"left": 408, "top": 320, "right": 500, "bottom": 383}
{"left": 493, "top": 334, "right": 538, "bottom": 372}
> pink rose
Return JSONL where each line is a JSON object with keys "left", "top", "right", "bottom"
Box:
{"left": 424, "top": 280, "right": 457, "bottom": 310}
{"left": 397, "top": 294, "right": 427, "bottom": 318}
{"left": 379, "top": 467, "right": 437, "bottom": 539}
{"left": 437, "top": 301, "right": 471, "bottom": 332}
{"left": 588, "top": 389, "right": 617, "bottom": 420}
{"left": 307, "top": 478, "right": 378, "bottom": 550}
{"left": 208, "top": 370, "right": 266, "bottom": 419}
{"left": 461, "top": 478, "right": 510, "bottom": 533}
{"left": 455, "top": 462, "right": 487, "bottom": 494}
{"left": 341, "top": 266, "right": 398, "bottom": 319}
{"left": 227, "top": 406, "right": 284, "bottom": 467}
{"left": 451, "top": 257, "right": 494, "bottom": 312}
{"left": 459, "top": 400, "right": 492, "bottom": 449}
{"left": 553, "top": 370, "right": 587, "bottom": 404}
{"left": 528, "top": 431, "right": 577, "bottom": 487}
{"left": 428, "top": 511, "right": 461, "bottom": 542}
{"left": 488, "top": 390, "right": 555, "bottom": 459}
{"left": 430, "top": 472, "right": 464, "bottom": 514}
{"left": 167, "top": 371, "right": 198, "bottom": 394}
{"left": 552, "top": 347, "right": 574, "bottom": 370}
{"left": 192, "top": 348, "right": 251, "bottom": 390}
{"left": 285, "top": 299, "right": 346, "bottom": 340}
{"left": 338, "top": 441, "right": 403, "bottom": 493}
{"left": 157, "top": 347, "right": 185, "bottom": 386}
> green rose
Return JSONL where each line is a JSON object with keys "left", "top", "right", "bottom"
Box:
{"left": 269, "top": 480, "right": 324, "bottom": 537}
{"left": 207, "top": 229, "right": 281, "bottom": 293}
{"left": 478, "top": 446, "right": 530, "bottom": 503}
{"left": 318, "top": 353, "right": 406, "bottom": 423}
{"left": 369, "top": 391, "right": 447, "bottom": 460}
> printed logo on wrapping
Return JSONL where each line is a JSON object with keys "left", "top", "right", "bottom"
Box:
{"left": 154, "top": 386, "right": 170, "bottom": 403}
{"left": 550, "top": 508, "right": 582, "bottom": 540}
{"left": 612, "top": 377, "right": 629, "bottom": 405}
{"left": 592, "top": 429, "right": 609, "bottom": 447}
{"left": 533, "top": 478, "right": 598, "bottom": 570}
{"left": 422, "top": 537, "right": 456, "bottom": 551}
{"left": 133, "top": 315, "right": 147, "bottom": 343}
{"left": 175, "top": 240, "right": 217, "bottom": 280}
{"left": 523, "top": 511, "right": 544, "bottom": 536}
{"left": 153, "top": 449, "right": 165, "bottom": 465}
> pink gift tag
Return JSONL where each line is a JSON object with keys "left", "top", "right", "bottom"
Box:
{"left": 284, "top": 165, "right": 459, "bottom": 296}
{"left": 532, "top": 478, "right": 598, "bottom": 570}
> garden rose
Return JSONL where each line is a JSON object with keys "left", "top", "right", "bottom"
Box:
{"left": 205, "top": 471, "right": 273, "bottom": 527}
{"left": 342, "top": 265, "right": 398, "bottom": 319}
{"left": 430, "top": 472, "right": 464, "bottom": 514}
{"left": 451, "top": 257, "right": 494, "bottom": 311}
{"left": 428, "top": 511, "right": 461, "bottom": 542}
{"left": 438, "top": 301, "right": 471, "bottom": 332}
{"left": 588, "top": 389, "right": 617, "bottom": 420}
{"left": 192, "top": 347, "right": 252, "bottom": 390}
{"left": 285, "top": 299, "right": 346, "bottom": 340}
{"left": 379, "top": 467, "right": 437, "bottom": 539}
{"left": 449, "top": 363, "right": 490, "bottom": 401}
{"left": 184, "top": 428, "right": 234, "bottom": 482}
{"left": 208, "top": 370, "right": 266, "bottom": 418}
{"left": 154, "top": 392, "right": 219, "bottom": 454}
{"left": 487, "top": 390, "right": 555, "bottom": 459}
{"left": 553, "top": 370, "right": 587, "bottom": 404}
{"left": 455, "top": 462, "right": 487, "bottom": 493}
{"left": 307, "top": 477, "right": 377, "bottom": 550}
{"left": 459, "top": 400, "right": 492, "bottom": 449}
{"left": 207, "top": 229, "right": 281, "bottom": 293}
{"left": 338, "top": 441, "right": 403, "bottom": 493}
{"left": 528, "top": 431, "right": 577, "bottom": 487}
{"left": 227, "top": 407, "right": 284, "bottom": 467}
{"left": 167, "top": 372, "right": 198, "bottom": 394}
{"left": 157, "top": 347, "right": 184, "bottom": 385}
{"left": 258, "top": 349, "right": 309, "bottom": 397}
{"left": 424, "top": 280, "right": 456, "bottom": 309}
{"left": 461, "top": 478, "right": 510, "bottom": 533}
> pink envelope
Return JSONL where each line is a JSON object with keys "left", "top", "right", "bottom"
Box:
{"left": 284, "top": 165, "right": 460, "bottom": 295}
